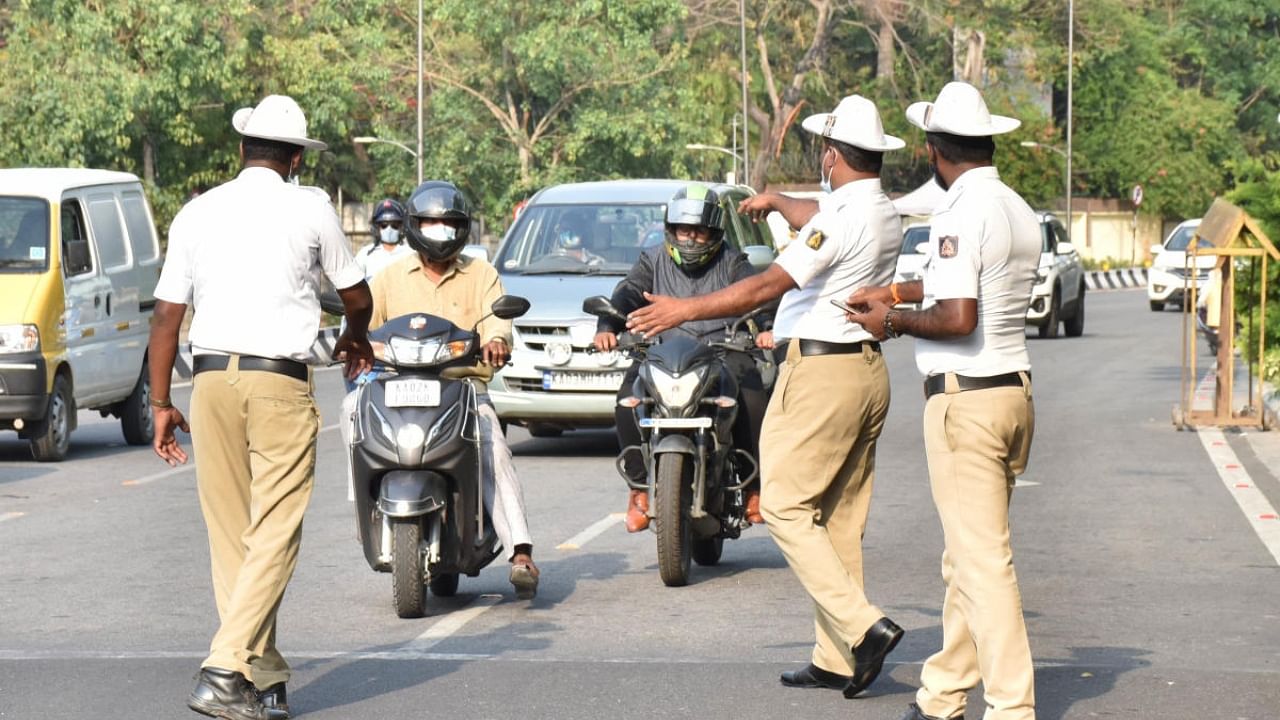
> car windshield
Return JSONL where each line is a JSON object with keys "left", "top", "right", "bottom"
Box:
{"left": 496, "top": 203, "right": 666, "bottom": 274}
{"left": 0, "top": 196, "right": 50, "bottom": 273}
{"left": 1164, "top": 225, "right": 1210, "bottom": 251}
{"left": 900, "top": 226, "right": 930, "bottom": 255}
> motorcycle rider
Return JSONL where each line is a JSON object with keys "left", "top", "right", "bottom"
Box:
{"left": 593, "top": 183, "right": 773, "bottom": 532}
{"left": 357, "top": 198, "right": 415, "bottom": 280}
{"left": 339, "top": 180, "right": 540, "bottom": 599}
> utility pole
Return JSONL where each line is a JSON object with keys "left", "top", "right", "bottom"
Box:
{"left": 416, "top": 0, "right": 424, "bottom": 185}
{"left": 740, "top": 0, "right": 750, "bottom": 187}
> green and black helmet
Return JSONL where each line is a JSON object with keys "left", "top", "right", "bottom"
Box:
{"left": 664, "top": 184, "right": 725, "bottom": 271}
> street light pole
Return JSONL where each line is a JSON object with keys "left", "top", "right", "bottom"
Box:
{"left": 416, "top": 0, "right": 424, "bottom": 185}
{"left": 1066, "top": 0, "right": 1074, "bottom": 243}
{"left": 739, "top": 0, "right": 749, "bottom": 187}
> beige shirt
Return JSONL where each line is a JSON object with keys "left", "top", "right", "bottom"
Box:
{"left": 370, "top": 253, "right": 512, "bottom": 379}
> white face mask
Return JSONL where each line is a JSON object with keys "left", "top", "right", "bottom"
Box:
{"left": 420, "top": 224, "right": 458, "bottom": 243}
{"left": 819, "top": 148, "right": 834, "bottom": 193}
{"left": 378, "top": 227, "right": 401, "bottom": 245}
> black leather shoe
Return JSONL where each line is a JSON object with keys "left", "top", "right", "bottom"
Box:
{"left": 898, "top": 702, "right": 964, "bottom": 720}
{"left": 843, "top": 617, "right": 904, "bottom": 698}
{"left": 187, "top": 667, "right": 268, "bottom": 720}
{"left": 257, "top": 682, "right": 290, "bottom": 720}
{"left": 779, "top": 663, "right": 853, "bottom": 690}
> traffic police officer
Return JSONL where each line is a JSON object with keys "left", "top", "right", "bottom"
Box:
{"left": 847, "top": 81, "right": 1041, "bottom": 720}
{"left": 627, "top": 94, "right": 906, "bottom": 698}
{"left": 148, "top": 95, "right": 374, "bottom": 720}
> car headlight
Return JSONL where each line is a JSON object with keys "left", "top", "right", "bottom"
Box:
{"left": 378, "top": 336, "right": 471, "bottom": 366}
{"left": 650, "top": 365, "right": 705, "bottom": 408}
{"left": 0, "top": 324, "right": 39, "bottom": 354}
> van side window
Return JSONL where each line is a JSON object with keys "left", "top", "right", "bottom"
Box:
{"left": 61, "top": 201, "right": 94, "bottom": 276}
{"left": 120, "top": 191, "right": 158, "bottom": 263}
{"left": 87, "top": 195, "right": 129, "bottom": 269}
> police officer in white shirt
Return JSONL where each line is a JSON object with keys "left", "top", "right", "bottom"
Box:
{"left": 846, "top": 82, "right": 1040, "bottom": 720}
{"left": 148, "top": 94, "right": 374, "bottom": 720}
{"left": 356, "top": 198, "right": 415, "bottom": 281}
{"left": 627, "top": 94, "right": 907, "bottom": 699}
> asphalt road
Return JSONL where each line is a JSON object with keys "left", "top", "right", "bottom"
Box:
{"left": 1, "top": 289, "right": 1277, "bottom": 720}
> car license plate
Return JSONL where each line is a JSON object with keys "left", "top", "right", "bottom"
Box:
{"left": 384, "top": 379, "right": 441, "bottom": 407}
{"left": 541, "top": 370, "right": 626, "bottom": 391}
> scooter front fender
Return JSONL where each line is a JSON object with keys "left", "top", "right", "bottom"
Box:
{"left": 378, "top": 470, "right": 448, "bottom": 518}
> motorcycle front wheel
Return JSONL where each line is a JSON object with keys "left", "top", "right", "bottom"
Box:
{"left": 655, "top": 453, "right": 693, "bottom": 587}
{"left": 392, "top": 519, "right": 427, "bottom": 618}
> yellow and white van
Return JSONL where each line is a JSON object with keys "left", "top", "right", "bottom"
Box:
{"left": 0, "top": 169, "right": 161, "bottom": 461}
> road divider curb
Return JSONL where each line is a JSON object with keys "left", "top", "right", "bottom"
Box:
{"left": 1084, "top": 268, "right": 1147, "bottom": 291}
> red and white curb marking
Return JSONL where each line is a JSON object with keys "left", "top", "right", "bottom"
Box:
{"left": 1193, "top": 369, "right": 1280, "bottom": 566}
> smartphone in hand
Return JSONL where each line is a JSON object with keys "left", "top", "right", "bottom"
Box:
{"left": 829, "top": 298, "right": 859, "bottom": 315}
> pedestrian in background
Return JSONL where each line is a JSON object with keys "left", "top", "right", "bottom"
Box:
{"left": 846, "top": 81, "right": 1040, "bottom": 720}
{"left": 626, "top": 94, "right": 906, "bottom": 699}
{"left": 148, "top": 94, "right": 374, "bottom": 720}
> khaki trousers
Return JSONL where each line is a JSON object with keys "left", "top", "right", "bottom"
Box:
{"left": 190, "top": 357, "right": 319, "bottom": 688}
{"left": 759, "top": 342, "right": 890, "bottom": 675}
{"left": 917, "top": 377, "right": 1035, "bottom": 720}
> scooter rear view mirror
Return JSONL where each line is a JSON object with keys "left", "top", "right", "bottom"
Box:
{"left": 490, "top": 294, "right": 531, "bottom": 320}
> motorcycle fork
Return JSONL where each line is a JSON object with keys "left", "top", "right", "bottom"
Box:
{"left": 689, "top": 430, "right": 710, "bottom": 520}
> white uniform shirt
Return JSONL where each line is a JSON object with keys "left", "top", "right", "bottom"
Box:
{"left": 915, "top": 166, "right": 1040, "bottom": 377}
{"left": 772, "top": 179, "right": 901, "bottom": 343}
{"left": 355, "top": 241, "right": 414, "bottom": 281}
{"left": 155, "top": 167, "right": 365, "bottom": 361}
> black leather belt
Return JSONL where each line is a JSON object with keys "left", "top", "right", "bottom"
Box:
{"left": 798, "top": 339, "right": 881, "bottom": 356}
{"left": 924, "top": 371, "right": 1028, "bottom": 399}
{"left": 193, "top": 354, "right": 309, "bottom": 382}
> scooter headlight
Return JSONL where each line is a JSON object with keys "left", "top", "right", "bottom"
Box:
{"left": 382, "top": 336, "right": 471, "bottom": 366}
{"left": 649, "top": 366, "right": 706, "bottom": 408}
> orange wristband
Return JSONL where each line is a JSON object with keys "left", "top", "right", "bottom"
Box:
{"left": 889, "top": 283, "right": 902, "bottom": 306}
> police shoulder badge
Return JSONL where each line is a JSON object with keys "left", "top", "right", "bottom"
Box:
{"left": 805, "top": 229, "right": 827, "bottom": 250}
{"left": 938, "top": 235, "right": 959, "bottom": 258}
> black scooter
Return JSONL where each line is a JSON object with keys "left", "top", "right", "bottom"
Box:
{"left": 347, "top": 295, "right": 530, "bottom": 618}
{"left": 583, "top": 296, "right": 763, "bottom": 587}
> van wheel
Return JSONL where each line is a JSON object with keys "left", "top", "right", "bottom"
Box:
{"left": 30, "top": 376, "right": 73, "bottom": 462}
{"left": 121, "top": 360, "right": 154, "bottom": 446}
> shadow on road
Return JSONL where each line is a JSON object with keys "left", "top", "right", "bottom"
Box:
{"left": 1035, "top": 645, "right": 1152, "bottom": 720}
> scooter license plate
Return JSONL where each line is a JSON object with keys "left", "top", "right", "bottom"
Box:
{"left": 384, "top": 379, "right": 441, "bottom": 407}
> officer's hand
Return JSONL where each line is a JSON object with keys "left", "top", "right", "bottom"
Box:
{"left": 755, "top": 330, "right": 775, "bottom": 350}
{"left": 848, "top": 285, "right": 892, "bottom": 308}
{"left": 594, "top": 331, "right": 618, "bottom": 352}
{"left": 335, "top": 333, "right": 374, "bottom": 380}
{"left": 737, "top": 193, "right": 780, "bottom": 223}
{"left": 845, "top": 299, "right": 892, "bottom": 340}
{"left": 626, "top": 292, "right": 689, "bottom": 338}
{"left": 152, "top": 406, "right": 190, "bottom": 466}
{"left": 482, "top": 339, "right": 509, "bottom": 368}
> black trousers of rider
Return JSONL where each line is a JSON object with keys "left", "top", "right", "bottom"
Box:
{"left": 615, "top": 351, "right": 767, "bottom": 489}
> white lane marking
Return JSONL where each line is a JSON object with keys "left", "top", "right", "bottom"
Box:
{"left": 1193, "top": 368, "right": 1280, "bottom": 566}
{"left": 122, "top": 424, "right": 340, "bottom": 486}
{"left": 557, "top": 512, "right": 625, "bottom": 550}
{"left": 407, "top": 594, "right": 503, "bottom": 651}
{"left": 1014, "top": 479, "right": 1040, "bottom": 487}
{"left": 0, "top": 511, "right": 26, "bottom": 523}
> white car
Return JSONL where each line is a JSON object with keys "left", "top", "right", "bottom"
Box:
{"left": 895, "top": 212, "right": 1085, "bottom": 337}
{"left": 1147, "top": 218, "right": 1210, "bottom": 311}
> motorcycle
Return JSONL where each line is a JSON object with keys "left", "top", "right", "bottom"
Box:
{"left": 346, "top": 294, "right": 530, "bottom": 618}
{"left": 582, "top": 295, "right": 765, "bottom": 587}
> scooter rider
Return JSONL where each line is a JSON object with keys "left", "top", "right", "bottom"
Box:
{"left": 593, "top": 183, "right": 773, "bottom": 532}
{"left": 339, "top": 180, "right": 540, "bottom": 599}
{"left": 356, "top": 198, "right": 414, "bottom": 281}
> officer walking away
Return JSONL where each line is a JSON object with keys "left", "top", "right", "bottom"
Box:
{"left": 148, "top": 94, "right": 374, "bottom": 720}
{"left": 341, "top": 180, "right": 541, "bottom": 598}
{"left": 356, "top": 198, "right": 415, "bottom": 281}
{"left": 845, "top": 81, "right": 1040, "bottom": 720}
{"left": 593, "top": 184, "right": 773, "bottom": 530}
{"left": 627, "top": 95, "right": 906, "bottom": 699}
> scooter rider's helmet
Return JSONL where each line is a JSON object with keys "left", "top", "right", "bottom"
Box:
{"left": 664, "top": 183, "right": 725, "bottom": 272}
{"left": 404, "top": 180, "right": 472, "bottom": 262}
{"left": 369, "top": 198, "right": 406, "bottom": 245}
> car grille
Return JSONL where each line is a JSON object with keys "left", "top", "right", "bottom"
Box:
{"left": 1169, "top": 267, "right": 1209, "bottom": 281}
{"left": 515, "top": 324, "right": 577, "bottom": 352}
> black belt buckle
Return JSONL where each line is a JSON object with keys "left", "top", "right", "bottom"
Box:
{"left": 797, "top": 339, "right": 881, "bottom": 357}
{"left": 924, "top": 371, "right": 1026, "bottom": 399}
{"left": 193, "top": 355, "right": 309, "bottom": 382}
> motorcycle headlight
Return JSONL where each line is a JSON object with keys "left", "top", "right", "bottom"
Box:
{"left": 0, "top": 324, "right": 39, "bottom": 354}
{"left": 382, "top": 336, "right": 471, "bottom": 366}
{"left": 650, "top": 365, "right": 706, "bottom": 408}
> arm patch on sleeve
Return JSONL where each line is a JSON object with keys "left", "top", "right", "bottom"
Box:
{"left": 938, "top": 234, "right": 959, "bottom": 258}
{"left": 805, "top": 229, "right": 826, "bottom": 250}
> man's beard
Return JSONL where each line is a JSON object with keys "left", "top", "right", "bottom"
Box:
{"left": 930, "top": 161, "right": 950, "bottom": 191}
